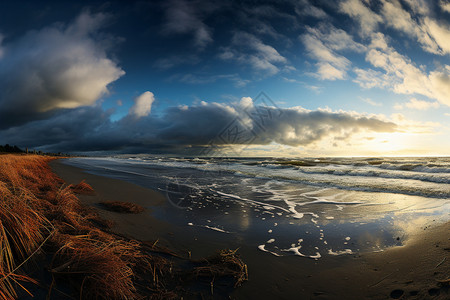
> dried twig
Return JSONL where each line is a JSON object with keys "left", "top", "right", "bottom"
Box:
{"left": 435, "top": 257, "right": 446, "bottom": 268}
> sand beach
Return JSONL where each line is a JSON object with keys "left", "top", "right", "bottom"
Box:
{"left": 51, "top": 158, "right": 449, "bottom": 299}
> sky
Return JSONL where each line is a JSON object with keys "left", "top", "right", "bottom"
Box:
{"left": 0, "top": 0, "right": 449, "bottom": 157}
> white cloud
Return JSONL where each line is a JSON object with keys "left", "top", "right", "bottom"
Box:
{"left": 404, "top": 0, "right": 431, "bottom": 15}
{"left": 316, "top": 62, "right": 346, "bottom": 80}
{"left": 352, "top": 32, "right": 450, "bottom": 106}
{"left": 219, "top": 32, "right": 289, "bottom": 75}
{"left": 233, "top": 32, "right": 286, "bottom": 64}
{"left": 423, "top": 18, "right": 450, "bottom": 55}
{"left": 306, "top": 25, "right": 366, "bottom": 53}
{"left": 239, "top": 96, "right": 253, "bottom": 109}
{"left": 302, "top": 34, "right": 349, "bottom": 69}
{"left": 381, "top": 1, "right": 414, "bottom": 33}
{"left": 428, "top": 66, "right": 450, "bottom": 105}
{"left": 339, "top": 0, "right": 382, "bottom": 37}
{"left": 353, "top": 68, "right": 390, "bottom": 89}
{"left": 295, "top": 0, "right": 327, "bottom": 18}
{"left": 383, "top": 0, "right": 450, "bottom": 55}
{"left": 0, "top": 12, "right": 124, "bottom": 128}
{"left": 338, "top": 2, "right": 450, "bottom": 106}
{"left": 394, "top": 98, "right": 440, "bottom": 110}
{"left": 380, "top": 0, "right": 441, "bottom": 55}
{"left": 362, "top": 98, "right": 382, "bottom": 107}
{"left": 341, "top": 0, "right": 450, "bottom": 56}
{"left": 369, "top": 33, "right": 389, "bottom": 50}
{"left": 301, "top": 24, "right": 365, "bottom": 81}
{"left": 129, "top": 92, "right": 155, "bottom": 118}
{"left": 440, "top": 0, "right": 450, "bottom": 13}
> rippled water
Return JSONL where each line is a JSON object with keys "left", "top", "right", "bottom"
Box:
{"left": 62, "top": 156, "right": 450, "bottom": 259}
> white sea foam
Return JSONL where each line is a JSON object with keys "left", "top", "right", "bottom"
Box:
{"left": 258, "top": 244, "right": 280, "bottom": 256}
{"left": 328, "top": 249, "right": 353, "bottom": 255}
{"left": 187, "top": 223, "right": 231, "bottom": 233}
{"left": 199, "top": 225, "right": 231, "bottom": 233}
{"left": 214, "top": 190, "right": 290, "bottom": 213}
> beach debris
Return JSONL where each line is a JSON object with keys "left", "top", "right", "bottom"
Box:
{"left": 192, "top": 249, "right": 249, "bottom": 288}
{"left": 369, "top": 272, "right": 394, "bottom": 287}
{"left": 100, "top": 201, "right": 145, "bottom": 214}
{"left": 436, "top": 278, "right": 450, "bottom": 286}
{"left": 435, "top": 257, "right": 446, "bottom": 268}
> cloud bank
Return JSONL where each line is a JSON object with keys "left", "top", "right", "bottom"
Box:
{"left": 0, "top": 12, "right": 124, "bottom": 129}
{"left": 0, "top": 97, "right": 398, "bottom": 154}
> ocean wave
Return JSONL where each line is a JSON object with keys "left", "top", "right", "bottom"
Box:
{"left": 287, "top": 167, "right": 450, "bottom": 184}
{"left": 232, "top": 169, "right": 449, "bottom": 199}
{"left": 378, "top": 163, "right": 450, "bottom": 173}
{"left": 77, "top": 156, "right": 450, "bottom": 199}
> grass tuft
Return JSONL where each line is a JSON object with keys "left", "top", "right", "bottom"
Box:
{"left": 71, "top": 180, "right": 95, "bottom": 195}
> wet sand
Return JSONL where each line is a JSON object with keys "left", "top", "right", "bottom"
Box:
{"left": 51, "top": 160, "right": 449, "bottom": 299}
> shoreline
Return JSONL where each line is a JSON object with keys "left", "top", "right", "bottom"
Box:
{"left": 50, "top": 159, "right": 174, "bottom": 243}
{"left": 52, "top": 158, "right": 449, "bottom": 299}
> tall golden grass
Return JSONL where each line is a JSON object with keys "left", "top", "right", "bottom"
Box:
{"left": 0, "top": 155, "right": 152, "bottom": 299}
{"left": 0, "top": 155, "right": 53, "bottom": 299}
{"left": 0, "top": 154, "right": 248, "bottom": 299}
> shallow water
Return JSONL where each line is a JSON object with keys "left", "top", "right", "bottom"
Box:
{"left": 62, "top": 156, "right": 450, "bottom": 259}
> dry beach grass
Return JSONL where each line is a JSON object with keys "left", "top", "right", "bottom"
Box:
{"left": 0, "top": 154, "right": 147, "bottom": 299}
{"left": 0, "top": 154, "right": 248, "bottom": 299}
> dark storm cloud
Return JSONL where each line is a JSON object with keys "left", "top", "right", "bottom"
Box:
{"left": 0, "top": 12, "right": 124, "bottom": 129}
{"left": 0, "top": 99, "right": 397, "bottom": 154}
{"left": 150, "top": 100, "right": 397, "bottom": 148}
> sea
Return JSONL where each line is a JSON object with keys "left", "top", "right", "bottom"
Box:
{"left": 62, "top": 156, "right": 450, "bottom": 259}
